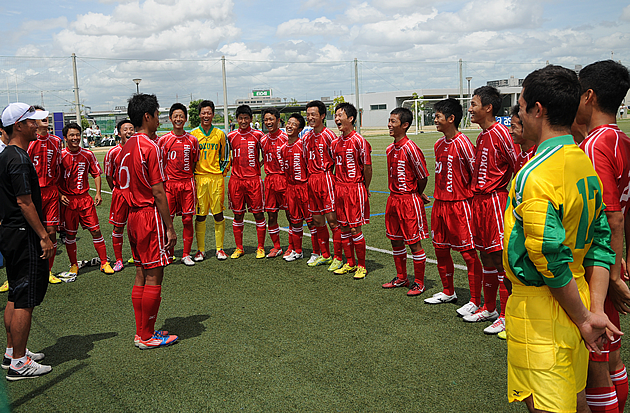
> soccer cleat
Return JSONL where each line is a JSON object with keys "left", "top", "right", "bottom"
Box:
{"left": 68, "top": 264, "right": 79, "bottom": 276}
{"left": 497, "top": 330, "right": 507, "bottom": 340}
{"left": 127, "top": 257, "right": 135, "bottom": 264}
{"left": 231, "top": 248, "right": 244, "bottom": 259}
{"left": 456, "top": 301, "right": 479, "bottom": 317}
{"left": 0, "top": 281, "right": 9, "bottom": 293}
{"left": 327, "top": 258, "right": 343, "bottom": 272}
{"left": 49, "top": 272, "right": 62, "bottom": 284}
{"left": 483, "top": 316, "right": 505, "bottom": 335}
{"left": 134, "top": 330, "right": 169, "bottom": 347}
{"left": 306, "top": 253, "right": 320, "bottom": 265}
{"left": 333, "top": 263, "right": 357, "bottom": 275}
{"left": 170, "top": 256, "right": 177, "bottom": 263}
{"left": 181, "top": 255, "right": 195, "bottom": 266}
{"left": 353, "top": 266, "right": 368, "bottom": 279}
{"left": 308, "top": 255, "right": 332, "bottom": 267}
{"left": 216, "top": 249, "right": 228, "bottom": 260}
{"left": 424, "top": 291, "right": 458, "bottom": 304}
{"left": 283, "top": 249, "right": 294, "bottom": 259}
{"left": 284, "top": 251, "right": 303, "bottom": 262}
{"left": 137, "top": 332, "right": 178, "bottom": 350}
{"left": 266, "top": 247, "right": 283, "bottom": 258}
{"left": 256, "top": 248, "right": 266, "bottom": 259}
{"left": 463, "top": 307, "right": 499, "bottom": 323}
{"left": 100, "top": 262, "right": 115, "bottom": 274}
{"left": 2, "top": 349, "right": 44, "bottom": 370}
{"left": 382, "top": 277, "right": 409, "bottom": 289}
{"left": 112, "top": 260, "right": 124, "bottom": 272}
{"left": 407, "top": 282, "right": 426, "bottom": 296}
{"left": 6, "top": 358, "right": 52, "bottom": 381}
{"left": 193, "top": 250, "right": 205, "bottom": 262}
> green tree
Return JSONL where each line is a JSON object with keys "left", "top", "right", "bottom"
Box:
{"left": 188, "top": 99, "right": 203, "bottom": 128}
{"left": 81, "top": 118, "right": 90, "bottom": 130}
{"left": 329, "top": 95, "right": 345, "bottom": 115}
{"left": 288, "top": 98, "right": 299, "bottom": 107}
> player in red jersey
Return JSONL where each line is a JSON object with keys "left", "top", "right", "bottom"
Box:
{"left": 330, "top": 103, "right": 372, "bottom": 279}
{"left": 463, "top": 86, "right": 519, "bottom": 334}
{"left": 58, "top": 123, "right": 114, "bottom": 275}
{"left": 575, "top": 60, "right": 630, "bottom": 413}
{"left": 281, "top": 113, "right": 318, "bottom": 262}
{"left": 26, "top": 106, "right": 63, "bottom": 284}
{"left": 381, "top": 107, "right": 431, "bottom": 295}
{"left": 105, "top": 119, "right": 134, "bottom": 272}
{"left": 423, "top": 98, "right": 483, "bottom": 307}
{"left": 304, "top": 100, "right": 343, "bottom": 271}
{"left": 227, "top": 105, "right": 266, "bottom": 259}
{"left": 260, "top": 107, "right": 292, "bottom": 258}
{"left": 119, "top": 93, "right": 177, "bottom": 349}
{"left": 157, "top": 103, "right": 199, "bottom": 266}
{"left": 509, "top": 105, "right": 537, "bottom": 173}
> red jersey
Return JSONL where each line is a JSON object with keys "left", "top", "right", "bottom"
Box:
{"left": 157, "top": 132, "right": 199, "bottom": 181}
{"left": 304, "top": 127, "right": 336, "bottom": 175}
{"left": 331, "top": 131, "right": 372, "bottom": 184}
{"left": 580, "top": 124, "right": 630, "bottom": 214}
{"left": 27, "top": 133, "right": 62, "bottom": 188}
{"left": 260, "top": 129, "right": 288, "bottom": 175}
{"left": 433, "top": 132, "right": 476, "bottom": 201}
{"left": 58, "top": 148, "right": 102, "bottom": 196}
{"left": 473, "top": 122, "right": 519, "bottom": 194}
{"left": 118, "top": 133, "right": 166, "bottom": 208}
{"left": 227, "top": 127, "right": 264, "bottom": 179}
{"left": 282, "top": 138, "right": 309, "bottom": 185}
{"left": 516, "top": 145, "right": 537, "bottom": 173}
{"left": 104, "top": 144, "right": 123, "bottom": 189}
{"left": 386, "top": 136, "right": 429, "bottom": 195}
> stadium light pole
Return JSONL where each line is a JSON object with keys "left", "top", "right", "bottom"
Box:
{"left": 466, "top": 76, "right": 472, "bottom": 127}
{"left": 133, "top": 78, "right": 142, "bottom": 94}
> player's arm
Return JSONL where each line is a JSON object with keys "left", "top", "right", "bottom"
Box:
{"left": 105, "top": 175, "right": 115, "bottom": 191}
{"left": 16, "top": 194, "right": 54, "bottom": 259}
{"left": 605, "top": 209, "right": 630, "bottom": 313}
{"left": 364, "top": 164, "right": 372, "bottom": 191}
{"left": 152, "top": 182, "right": 176, "bottom": 250}
{"left": 93, "top": 174, "right": 102, "bottom": 206}
{"left": 625, "top": 209, "right": 630, "bottom": 280}
{"left": 220, "top": 132, "right": 231, "bottom": 175}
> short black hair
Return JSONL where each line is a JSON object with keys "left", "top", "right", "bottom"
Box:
{"left": 510, "top": 104, "right": 520, "bottom": 118}
{"left": 521, "top": 65, "right": 581, "bottom": 128}
{"left": 199, "top": 100, "right": 215, "bottom": 113}
{"left": 335, "top": 102, "right": 357, "bottom": 125}
{"left": 473, "top": 86, "right": 502, "bottom": 116}
{"left": 116, "top": 119, "right": 133, "bottom": 134}
{"left": 63, "top": 122, "right": 82, "bottom": 138}
{"left": 434, "top": 98, "right": 463, "bottom": 127}
{"left": 169, "top": 102, "right": 188, "bottom": 118}
{"left": 33, "top": 105, "right": 45, "bottom": 111}
{"left": 306, "top": 100, "right": 327, "bottom": 116}
{"left": 390, "top": 107, "right": 413, "bottom": 132}
{"left": 262, "top": 107, "right": 281, "bottom": 120}
{"left": 288, "top": 113, "right": 306, "bottom": 130}
{"left": 579, "top": 60, "right": 630, "bottom": 116}
{"left": 127, "top": 93, "right": 159, "bottom": 128}
{"left": 235, "top": 105, "right": 253, "bottom": 119}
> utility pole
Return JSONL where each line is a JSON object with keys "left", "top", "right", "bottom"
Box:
{"left": 459, "top": 59, "right": 464, "bottom": 109}
{"left": 72, "top": 53, "right": 84, "bottom": 147}
{"left": 354, "top": 58, "right": 361, "bottom": 134}
{"left": 222, "top": 56, "right": 229, "bottom": 133}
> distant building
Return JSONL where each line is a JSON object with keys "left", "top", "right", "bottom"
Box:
{"left": 235, "top": 89, "right": 282, "bottom": 105}
{"left": 487, "top": 76, "right": 523, "bottom": 88}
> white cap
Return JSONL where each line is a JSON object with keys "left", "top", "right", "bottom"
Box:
{"left": 1, "top": 103, "right": 49, "bottom": 127}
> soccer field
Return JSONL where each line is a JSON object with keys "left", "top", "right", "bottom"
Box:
{"left": 2, "top": 122, "right": 630, "bottom": 412}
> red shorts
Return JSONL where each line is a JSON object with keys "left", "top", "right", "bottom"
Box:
{"left": 589, "top": 296, "right": 622, "bottom": 362}
{"left": 431, "top": 199, "right": 475, "bottom": 251}
{"left": 41, "top": 185, "right": 60, "bottom": 226}
{"left": 335, "top": 182, "right": 369, "bottom": 227}
{"left": 472, "top": 191, "right": 508, "bottom": 253}
{"left": 61, "top": 193, "right": 100, "bottom": 235}
{"left": 127, "top": 206, "right": 169, "bottom": 269}
{"left": 228, "top": 176, "right": 264, "bottom": 214}
{"left": 264, "top": 173, "right": 287, "bottom": 212}
{"left": 308, "top": 171, "right": 335, "bottom": 215}
{"left": 286, "top": 182, "right": 311, "bottom": 224}
{"left": 385, "top": 193, "right": 429, "bottom": 244}
{"left": 165, "top": 178, "right": 196, "bottom": 216}
{"left": 109, "top": 188, "right": 129, "bottom": 227}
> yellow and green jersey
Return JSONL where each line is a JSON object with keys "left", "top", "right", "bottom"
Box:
{"left": 503, "top": 135, "right": 615, "bottom": 289}
{"left": 191, "top": 125, "right": 230, "bottom": 175}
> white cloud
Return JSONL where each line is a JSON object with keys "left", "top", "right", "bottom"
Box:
{"left": 343, "top": 3, "right": 385, "bottom": 24}
{"left": 622, "top": 5, "right": 630, "bottom": 22}
{"left": 276, "top": 17, "right": 348, "bottom": 37}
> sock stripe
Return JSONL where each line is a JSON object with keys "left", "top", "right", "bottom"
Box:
{"left": 352, "top": 234, "right": 364, "bottom": 242}
{"left": 93, "top": 237, "right": 105, "bottom": 243}
{"left": 611, "top": 367, "right": 628, "bottom": 381}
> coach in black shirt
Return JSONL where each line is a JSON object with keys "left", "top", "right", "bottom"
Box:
{"left": 0, "top": 103, "right": 54, "bottom": 381}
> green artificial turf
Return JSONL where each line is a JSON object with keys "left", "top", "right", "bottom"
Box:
{"left": 1, "top": 122, "right": 630, "bottom": 411}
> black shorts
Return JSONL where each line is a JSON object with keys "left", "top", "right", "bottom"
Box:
{"left": 0, "top": 226, "right": 48, "bottom": 309}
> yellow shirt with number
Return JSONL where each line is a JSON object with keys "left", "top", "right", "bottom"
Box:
{"left": 191, "top": 126, "right": 230, "bottom": 175}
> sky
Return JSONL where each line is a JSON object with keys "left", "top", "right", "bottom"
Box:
{"left": 0, "top": 0, "right": 629, "bottom": 112}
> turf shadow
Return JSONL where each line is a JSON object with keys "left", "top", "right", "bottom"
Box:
{"left": 364, "top": 258, "right": 385, "bottom": 273}
{"left": 37, "top": 332, "right": 118, "bottom": 366}
{"left": 159, "top": 314, "right": 210, "bottom": 341}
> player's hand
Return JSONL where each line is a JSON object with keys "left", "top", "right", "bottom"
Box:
{"left": 621, "top": 259, "right": 629, "bottom": 282}
{"left": 421, "top": 194, "right": 431, "bottom": 205}
{"left": 609, "top": 277, "right": 630, "bottom": 315}
{"left": 40, "top": 236, "right": 55, "bottom": 259}
{"left": 578, "top": 311, "right": 623, "bottom": 354}
{"left": 166, "top": 227, "right": 177, "bottom": 250}
{"left": 60, "top": 195, "right": 69, "bottom": 206}
{"left": 94, "top": 193, "right": 102, "bottom": 206}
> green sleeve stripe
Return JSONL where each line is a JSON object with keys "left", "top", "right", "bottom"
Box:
{"left": 540, "top": 201, "right": 574, "bottom": 288}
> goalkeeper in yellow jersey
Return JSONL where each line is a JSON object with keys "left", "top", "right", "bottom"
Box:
{"left": 191, "top": 100, "right": 230, "bottom": 261}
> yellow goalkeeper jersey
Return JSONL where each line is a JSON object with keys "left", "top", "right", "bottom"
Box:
{"left": 503, "top": 135, "right": 615, "bottom": 289}
{"left": 191, "top": 125, "right": 230, "bottom": 175}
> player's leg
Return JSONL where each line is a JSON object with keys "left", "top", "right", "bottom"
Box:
{"left": 609, "top": 349, "right": 628, "bottom": 411}
{"left": 253, "top": 211, "right": 267, "bottom": 258}
{"left": 248, "top": 177, "right": 267, "bottom": 258}
{"left": 334, "top": 224, "right": 356, "bottom": 275}
{"left": 229, "top": 177, "right": 247, "bottom": 258}
{"left": 181, "top": 214, "right": 195, "bottom": 265}
{"left": 426, "top": 200, "right": 456, "bottom": 303}
{"left": 63, "top": 205, "right": 80, "bottom": 274}
{"left": 212, "top": 212, "right": 227, "bottom": 260}
{"left": 383, "top": 196, "right": 409, "bottom": 289}
{"left": 231, "top": 213, "right": 245, "bottom": 258}
{"left": 266, "top": 210, "right": 282, "bottom": 257}
{"left": 285, "top": 219, "right": 304, "bottom": 262}
{"left": 457, "top": 249, "right": 482, "bottom": 316}
{"left": 194, "top": 174, "right": 209, "bottom": 261}
{"left": 264, "top": 176, "right": 282, "bottom": 256}
{"left": 210, "top": 174, "right": 227, "bottom": 260}
{"left": 586, "top": 360, "right": 618, "bottom": 412}
{"left": 89, "top": 228, "right": 114, "bottom": 274}
{"left": 350, "top": 225, "right": 367, "bottom": 279}
{"left": 466, "top": 250, "right": 500, "bottom": 323}
{"left": 407, "top": 240, "right": 427, "bottom": 296}
{"left": 426, "top": 247, "right": 456, "bottom": 303}
{"left": 112, "top": 225, "right": 125, "bottom": 271}
{"left": 283, "top": 209, "right": 294, "bottom": 259}
{"left": 80, "top": 195, "right": 113, "bottom": 274}
{"left": 45, "top": 225, "right": 62, "bottom": 284}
